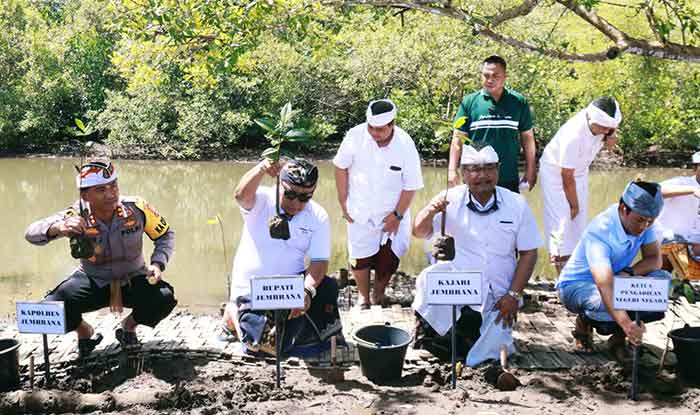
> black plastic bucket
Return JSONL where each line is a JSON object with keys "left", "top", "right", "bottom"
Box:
{"left": 353, "top": 323, "right": 411, "bottom": 382}
{"left": 0, "top": 338, "right": 21, "bottom": 392}
{"left": 668, "top": 325, "right": 700, "bottom": 384}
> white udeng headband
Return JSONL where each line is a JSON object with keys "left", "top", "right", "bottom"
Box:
{"left": 366, "top": 99, "right": 397, "bottom": 127}
{"left": 692, "top": 151, "right": 700, "bottom": 164}
{"left": 76, "top": 165, "right": 118, "bottom": 189}
{"left": 586, "top": 100, "right": 622, "bottom": 128}
{"left": 460, "top": 145, "right": 499, "bottom": 165}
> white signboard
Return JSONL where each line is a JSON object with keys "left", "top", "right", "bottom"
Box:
{"left": 16, "top": 301, "right": 67, "bottom": 334}
{"left": 250, "top": 275, "right": 305, "bottom": 310}
{"left": 426, "top": 271, "right": 483, "bottom": 305}
{"left": 613, "top": 276, "right": 669, "bottom": 312}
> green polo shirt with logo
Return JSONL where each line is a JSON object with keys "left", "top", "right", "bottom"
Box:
{"left": 453, "top": 88, "right": 533, "bottom": 186}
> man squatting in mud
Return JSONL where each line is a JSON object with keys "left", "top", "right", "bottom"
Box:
{"left": 556, "top": 181, "right": 672, "bottom": 359}
{"left": 411, "top": 145, "right": 542, "bottom": 365}
{"left": 220, "top": 159, "right": 342, "bottom": 355}
{"left": 25, "top": 159, "right": 177, "bottom": 356}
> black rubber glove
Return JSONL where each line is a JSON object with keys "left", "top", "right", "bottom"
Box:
{"left": 432, "top": 235, "right": 455, "bottom": 261}
{"left": 268, "top": 215, "right": 291, "bottom": 240}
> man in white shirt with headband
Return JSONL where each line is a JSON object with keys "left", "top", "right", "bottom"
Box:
{"left": 540, "top": 96, "right": 623, "bottom": 273}
{"left": 221, "top": 159, "right": 342, "bottom": 356}
{"left": 412, "top": 145, "right": 541, "bottom": 364}
{"left": 333, "top": 99, "right": 424, "bottom": 309}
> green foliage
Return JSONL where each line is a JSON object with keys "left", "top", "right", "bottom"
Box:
{"left": 255, "top": 102, "right": 311, "bottom": 161}
{"left": 1, "top": 0, "right": 700, "bottom": 161}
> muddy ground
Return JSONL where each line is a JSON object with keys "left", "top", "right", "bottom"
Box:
{"left": 2, "top": 350, "right": 700, "bottom": 414}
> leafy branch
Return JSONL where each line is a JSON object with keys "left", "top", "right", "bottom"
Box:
{"left": 255, "top": 102, "right": 312, "bottom": 161}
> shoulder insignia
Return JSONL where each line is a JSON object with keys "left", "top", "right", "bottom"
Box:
{"left": 453, "top": 116, "right": 467, "bottom": 129}
{"left": 134, "top": 198, "right": 169, "bottom": 240}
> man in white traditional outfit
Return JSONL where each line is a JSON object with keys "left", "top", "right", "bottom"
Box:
{"left": 540, "top": 96, "right": 623, "bottom": 273}
{"left": 657, "top": 151, "right": 700, "bottom": 268}
{"left": 333, "top": 99, "right": 424, "bottom": 309}
{"left": 412, "top": 145, "right": 541, "bottom": 365}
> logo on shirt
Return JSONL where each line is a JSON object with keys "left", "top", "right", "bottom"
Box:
{"left": 121, "top": 225, "right": 141, "bottom": 235}
{"left": 298, "top": 227, "right": 312, "bottom": 234}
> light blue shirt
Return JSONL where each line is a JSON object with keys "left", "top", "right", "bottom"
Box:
{"left": 556, "top": 204, "right": 658, "bottom": 287}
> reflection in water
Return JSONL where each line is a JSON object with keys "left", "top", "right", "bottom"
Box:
{"left": 0, "top": 158, "right": 689, "bottom": 314}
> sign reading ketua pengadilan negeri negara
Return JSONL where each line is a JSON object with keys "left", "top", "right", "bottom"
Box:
{"left": 250, "top": 275, "right": 305, "bottom": 310}
{"left": 426, "top": 271, "right": 483, "bottom": 305}
{"left": 16, "top": 301, "right": 67, "bottom": 335}
{"left": 613, "top": 276, "right": 670, "bottom": 312}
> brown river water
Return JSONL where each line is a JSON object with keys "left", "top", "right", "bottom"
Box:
{"left": 0, "top": 157, "right": 689, "bottom": 315}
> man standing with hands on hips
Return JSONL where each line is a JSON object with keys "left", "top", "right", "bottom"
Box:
{"left": 334, "top": 99, "right": 424, "bottom": 309}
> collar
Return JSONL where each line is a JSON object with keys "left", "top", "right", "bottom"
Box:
{"left": 467, "top": 189, "right": 498, "bottom": 215}
{"left": 480, "top": 87, "right": 510, "bottom": 102}
{"left": 365, "top": 125, "right": 396, "bottom": 149}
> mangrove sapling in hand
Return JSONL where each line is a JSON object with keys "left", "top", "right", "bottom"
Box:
{"left": 255, "top": 103, "right": 313, "bottom": 240}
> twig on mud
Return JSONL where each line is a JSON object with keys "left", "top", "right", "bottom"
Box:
{"left": 332, "top": 392, "right": 359, "bottom": 399}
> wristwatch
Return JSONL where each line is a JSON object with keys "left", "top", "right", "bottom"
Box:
{"left": 507, "top": 289, "right": 522, "bottom": 301}
{"left": 393, "top": 210, "right": 404, "bottom": 220}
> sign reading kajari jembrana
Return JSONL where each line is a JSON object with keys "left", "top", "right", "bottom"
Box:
{"left": 426, "top": 271, "right": 483, "bottom": 305}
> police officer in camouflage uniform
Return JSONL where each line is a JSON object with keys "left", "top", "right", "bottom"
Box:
{"left": 25, "top": 159, "right": 176, "bottom": 356}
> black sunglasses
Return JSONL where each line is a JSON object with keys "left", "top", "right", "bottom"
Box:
{"left": 283, "top": 187, "right": 314, "bottom": 202}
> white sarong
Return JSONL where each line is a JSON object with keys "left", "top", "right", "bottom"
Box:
{"left": 540, "top": 163, "right": 588, "bottom": 257}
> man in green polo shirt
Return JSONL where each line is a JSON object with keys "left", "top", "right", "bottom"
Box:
{"left": 448, "top": 55, "right": 536, "bottom": 193}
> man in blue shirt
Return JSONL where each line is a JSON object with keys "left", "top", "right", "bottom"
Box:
{"left": 556, "top": 181, "right": 670, "bottom": 358}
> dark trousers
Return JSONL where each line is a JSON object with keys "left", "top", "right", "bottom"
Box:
{"left": 414, "top": 306, "right": 483, "bottom": 361}
{"left": 45, "top": 270, "right": 177, "bottom": 332}
{"left": 238, "top": 275, "right": 341, "bottom": 354}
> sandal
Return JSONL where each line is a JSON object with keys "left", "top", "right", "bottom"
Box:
{"left": 571, "top": 330, "right": 595, "bottom": 354}
{"left": 608, "top": 334, "right": 633, "bottom": 364}
{"left": 216, "top": 325, "right": 238, "bottom": 343}
{"left": 78, "top": 333, "right": 104, "bottom": 357}
{"left": 115, "top": 328, "right": 139, "bottom": 348}
{"left": 572, "top": 315, "right": 595, "bottom": 354}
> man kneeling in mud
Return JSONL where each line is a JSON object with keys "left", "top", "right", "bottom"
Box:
{"left": 556, "top": 181, "right": 671, "bottom": 361}
{"left": 220, "top": 159, "right": 342, "bottom": 356}
{"left": 411, "top": 145, "right": 541, "bottom": 365}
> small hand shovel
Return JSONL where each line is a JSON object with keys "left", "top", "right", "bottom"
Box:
{"left": 327, "top": 335, "right": 345, "bottom": 383}
{"left": 496, "top": 344, "right": 520, "bottom": 391}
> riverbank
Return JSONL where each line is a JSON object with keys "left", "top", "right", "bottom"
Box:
{"left": 2, "top": 141, "right": 696, "bottom": 169}
{"left": 2, "top": 281, "right": 700, "bottom": 414}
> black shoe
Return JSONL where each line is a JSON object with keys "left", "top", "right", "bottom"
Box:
{"left": 78, "top": 333, "right": 103, "bottom": 357}
{"left": 115, "top": 328, "right": 138, "bottom": 348}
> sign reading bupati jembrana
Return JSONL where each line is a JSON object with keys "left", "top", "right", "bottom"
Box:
{"left": 250, "top": 275, "right": 305, "bottom": 310}
{"left": 16, "top": 301, "right": 67, "bottom": 335}
{"left": 613, "top": 276, "right": 669, "bottom": 312}
{"left": 426, "top": 271, "right": 483, "bottom": 305}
